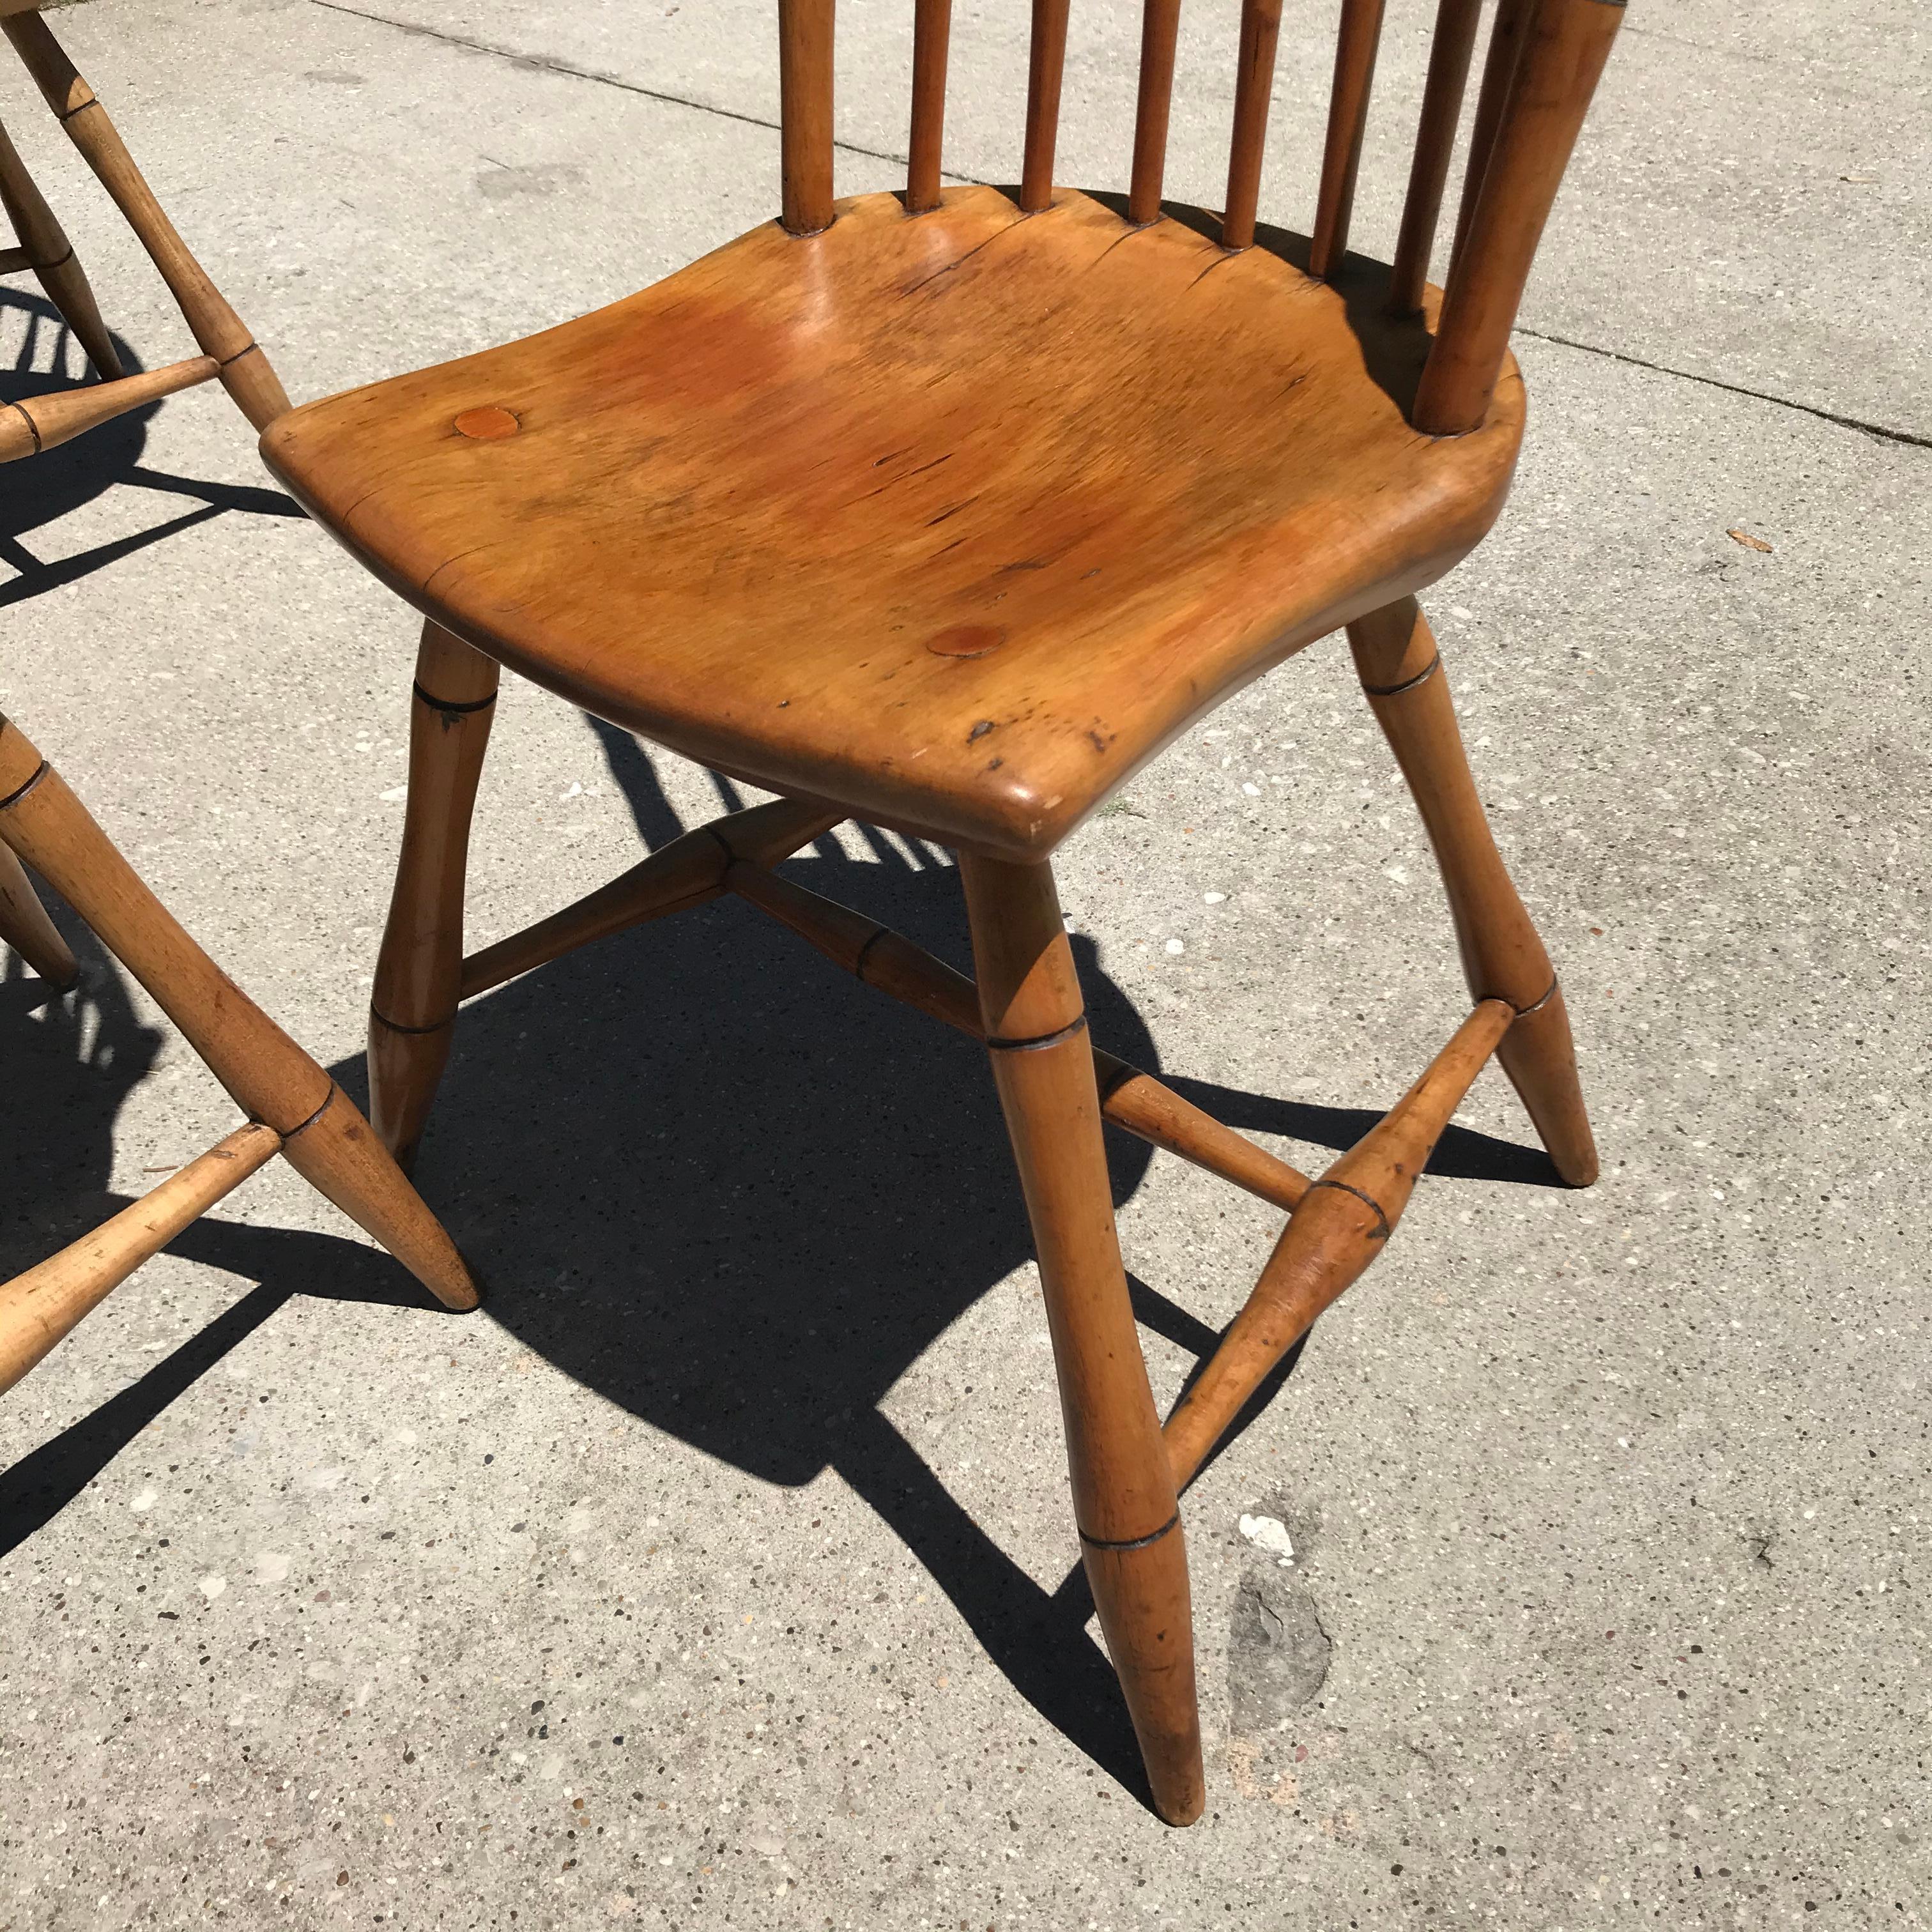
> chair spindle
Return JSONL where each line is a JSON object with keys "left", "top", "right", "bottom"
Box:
{"left": 1448, "top": 0, "right": 1537, "bottom": 277}
{"left": 1308, "top": 0, "right": 1388, "bottom": 279}
{"left": 1388, "top": 0, "right": 1483, "bottom": 312}
{"left": 1020, "top": 0, "right": 1071, "bottom": 213}
{"left": 907, "top": 0, "right": 952, "bottom": 212}
{"left": 1222, "top": 0, "right": 1283, "bottom": 250}
{"left": 1413, "top": 0, "right": 1623, "bottom": 436}
{"left": 1128, "top": 0, "right": 1184, "bottom": 226}
{"left": 779, "top": 0, "right": 836, "bottom": 234}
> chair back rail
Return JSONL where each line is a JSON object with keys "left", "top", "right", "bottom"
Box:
{"left": 775, "top": 0, "right": 1623, "bottom": 431}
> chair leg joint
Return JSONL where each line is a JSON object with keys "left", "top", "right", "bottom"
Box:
{"left": 1078, "top": 1509, "right": 1181, "bottom": 1553}
{"left": 370, "top": 1004, "right": 456, "bottom": 1038}
{"left": 986, "top": 1013, "right": 1089, "bottom": 1053}
{"left": 410, "top": 680, "right": 497, "bottom": 717}
{"left": 1308, "top": 1176, "right": 1392, "bottom": 1241}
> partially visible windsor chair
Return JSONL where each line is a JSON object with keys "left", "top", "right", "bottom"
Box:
{"left": 261, "top": 0, "right": 1624, "bottom": 1823}
{"left": 0, "top": 0, "right": 289, "bottom": 463}
{"left": 0, "top": 6, "right": 395, "bottom": 1391}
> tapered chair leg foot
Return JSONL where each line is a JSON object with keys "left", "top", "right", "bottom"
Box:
{"left": 367, "top": 620, "right": 500, "bottom": 1166}
{"left": 1497, "top": 981, "right": 1597, "bottom": 1186}
{"left": 960, "top": 852, "right": 1205, "bottom": 1826}
{"left": 1349, "top": 596, "right": 1599, "bottom": 1186}
{"left": 280, "top": 1085, "right": 479, "bottom": 1312}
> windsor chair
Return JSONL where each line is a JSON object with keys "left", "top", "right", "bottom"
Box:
{"left": 261, "top": 0, "right": 1624, "bottom": 1824}
{"left": 0, "top": 0, "right": 289, "bottom": 463}
{"left": 0, "top": 710, "right": 479, "bottom": 1395}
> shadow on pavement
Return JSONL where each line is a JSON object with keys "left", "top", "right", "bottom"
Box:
{"left": 0, "top": 718, "right": 1565, "bottom": 1805}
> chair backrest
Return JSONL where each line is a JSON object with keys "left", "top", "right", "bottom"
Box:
{"left": 776, "top": 0, "right": 1623, "bottom": 435}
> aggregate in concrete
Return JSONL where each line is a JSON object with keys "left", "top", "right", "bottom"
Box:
{"left": 1, "top": 3, "right": 1926, "bottom": 1928}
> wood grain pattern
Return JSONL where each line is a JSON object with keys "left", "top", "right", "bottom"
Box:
{"left": 1222, "top": 0, "right": 1284, "bottom": 251}
{"left": 2, "top": 8, "right": 291, "bottom": 428}
{"left": 0, "top": 1123, "right": 280, "bottom": 1395}
{"left": 1349, "top": 597, "right": 1597, "bottom": 1183}
{"left": 1308, "top": 0, "right": 1388, "bottom": 279}
{"left": 960, "top": 852, "right": 1204, "bottom": 1827}
{"left": 907, "top": 0, "right": 951, "bottom": 213}
{"left": 1388, "top": 0, "right": 1483, "bottom": 314}
{"left": 263, "top": 187, "right": 1524, "bottom": 863}
{"left": 1416, "top": 0, "right": 1623, "bottom": 435}
{"left": 0, "top": 837, "right": 75, "bottom": 988}
{"left": 1163, "top": 997, "right": 1514, "bottom": 1489}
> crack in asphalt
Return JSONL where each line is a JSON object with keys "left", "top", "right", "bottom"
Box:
{"left": 308, "top": 0, "right": 1931, "bottom": 454}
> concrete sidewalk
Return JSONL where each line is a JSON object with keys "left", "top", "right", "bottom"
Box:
{"left": 1, "top": 1, "right": 1926, "bottom": 1926}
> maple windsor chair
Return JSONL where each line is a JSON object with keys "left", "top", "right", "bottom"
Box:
{"left": 260, "top": 0, "right": 1623, "bottom": 1824}
{"left": 0, "top": 12, "right": 448, "bottom": 1391}
{"left": 0, "top": 0, "right": 289, "bottom": 463}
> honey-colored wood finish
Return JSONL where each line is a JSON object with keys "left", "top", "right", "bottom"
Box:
{"left": 778, "top": 0, "right": 834, "bottom": 236}
{"left": 1020, "top": 0, "right": 1071, "bottom": 213}
{"left": 1163, "top": 998, "right": 1513, "bottom": 1490}
{"left": 0, "top": 353, "right": 217, "bottom": 461}
{"left": 1308, "top": 0, "right": 1388, "bottom": 279}
{"left": 0, "top": 712, "right": 479, "bottom": 1338}
{"left": 272, "top": 0, "right": 1621, "bottom": 1818}
{"left": 1348, "top": 598, "right": 1597, "bottom": 1184}
{"left": 265, "top": 188, "right": 1526, "bottom": 862}
{"left": 1389, "top": 0, "right": 1483, "bottom": 314}
{"left": 0, "top": 837, "right": 75, "bottom": 988}
{"left": 1128, "top": 0, "right": 1184, "bottom": 226}
{"left": 0, "top": 109, "right": 121, "bottom": 377}
{"left": 1414, "top": 0, "right": 1623, "bottom": 434}
{"left": 960, "top": 854, "right": 1202, "bottom": 1827}
{"left": 0, "top": 5, "right": 289, "bottom": 436}
{"left": 906, "top": 0, "right": 951, "bottom": 213}
{"left": 1222, "top": 0, "right": 1284, "bottom": 252}
{"left": 366, "top": 621, "right": 500, "bottom": 1170}
{"left": 0, "top": 1123, "right": 280, "bottom": 1395}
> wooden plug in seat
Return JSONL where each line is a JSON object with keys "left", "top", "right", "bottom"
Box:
{"left": 268, "top": 0, "right": 1625, "bottom": 1825}
{"left": 263, "top": 186, "right": 1524, "bottom": 861}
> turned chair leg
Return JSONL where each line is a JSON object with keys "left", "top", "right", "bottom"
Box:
{"left": 0, "top": 115, "right": 122, "bottom": 379}
{"left": 0, "top": 838, "right": 77, "bottom": 989}
{"left": 958, "top": 852, "right": 1205, "bottom": 1827}
{"left": 367, "top": 621, "right": 500, "bottom": 1170}
{"left": 2, "top": 10, "right": 290, "bottom": 429}
{"left": 0, "top": 712, "right": 477, "bottom": 1312}
{"left": 1347, "top": 596, "right": 1598, "bottom": 1185}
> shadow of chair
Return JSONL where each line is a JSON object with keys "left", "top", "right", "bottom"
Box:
{"left": 2, "top": 719, "right": 1567, "bottom": 1799}
{"left": 0, "top": 288, "right": 300, "bottom": 607}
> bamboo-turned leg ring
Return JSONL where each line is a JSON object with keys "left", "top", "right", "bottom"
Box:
{"left": 367, "top": 622, "right": 500, "bottom": 1170}
{"left": 1348, "top": 597, "right": 1598, "bottom": 1186}
{"left": 961, "top": 852, "right": 1204, "bottom": 1826}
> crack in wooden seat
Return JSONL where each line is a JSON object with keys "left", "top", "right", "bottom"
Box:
{"left": 250, "top": 0, "right": 1623, "bottom": 1825}
{"left": 0, "top": 0, "right": 289, "bottom": 462}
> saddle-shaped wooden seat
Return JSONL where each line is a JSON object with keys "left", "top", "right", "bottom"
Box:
{"left": 264, "top": 187, "right": 1522, "bottom": 857}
